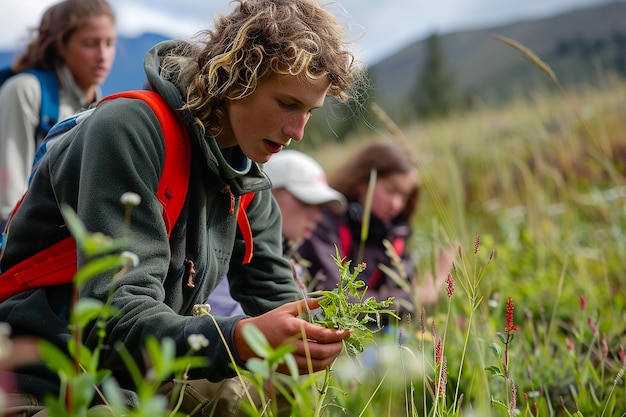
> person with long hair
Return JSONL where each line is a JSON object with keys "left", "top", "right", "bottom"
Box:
{"left": 299, "top": 140, "right": 455, "bottom": 318}
{"left": 0, "top": 0, "right": 117, "bottom": 226}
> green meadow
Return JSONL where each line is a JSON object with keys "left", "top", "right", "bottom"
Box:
{"left": 2, "top": 70, "right": 625, "bottom": 417}
{"left": 303, "top": 72, "right": 626, "bottom": 416}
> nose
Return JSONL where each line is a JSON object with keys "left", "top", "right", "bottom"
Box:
{"left": 283, "top": 112, "right": 309, "bottom": 142}
{"left": 309, "top": 205, "right": 322, "bottom": 223}
{"left": 390, "top": 194, "right": 405, "bottom": 215}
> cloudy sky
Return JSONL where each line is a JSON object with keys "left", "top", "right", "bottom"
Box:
{"left": 1, "top": 0, "right": 611, "bottom": 64}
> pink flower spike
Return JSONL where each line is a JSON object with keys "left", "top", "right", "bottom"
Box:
{"left": 435, "top": 339, "right": 442, "bottom": 364}
{"left": 446, "top": 273, "right": 455, "bottom": 297}
{"left": 588, "top": 317, "right": 598, "bottom": 337}
{"left": 438, "top": 356, "right": 448, "bottom": 396}
{"left": 474, "top": 234, "right": 480, "bottom": 254}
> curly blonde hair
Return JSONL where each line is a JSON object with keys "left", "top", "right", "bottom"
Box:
{"left": 162, "top": 0, "right": 360, "bottom": 137}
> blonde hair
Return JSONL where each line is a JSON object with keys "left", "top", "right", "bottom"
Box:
{"left": 162, "top": 0, "right": 360, "bottom": 137}
{"left": 13, "top": 0, "right": 116, "bottom": 72}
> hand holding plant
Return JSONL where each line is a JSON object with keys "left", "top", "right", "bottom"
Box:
{"left": 308, "top": 247, "right": 400, "bottom": 356}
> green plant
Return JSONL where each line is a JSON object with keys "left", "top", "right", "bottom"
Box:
{"left": 37, "top": 200, "right": 207, "bottom": 417}
{"left": 309, "top": 247, "right": 399, "bottom": 356}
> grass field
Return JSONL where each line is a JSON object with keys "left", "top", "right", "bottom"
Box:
{"left": 301, "top": 73, "right": 626, "bottom": 416}
{"left": 2, "top": 72, "right": 625, "bottom": 416}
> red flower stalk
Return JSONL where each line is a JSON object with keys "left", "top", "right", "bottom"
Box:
{"left": 438, "top": 356, "right": 448, "bottom": 396}
{"left": 588, "top": 317, "right": 598, "bottom": 337}
{"left": 446, "top": 273, "right": 455, "bottom": 297}
{"left": 474, "top": 234, "right": 480, "bottom": 254}
{"left": 565, "top": 337, "right": 574, "bottom": 353}
{"left": 504, "top": 297, "right": 518, "bottom": 378}
{"left": 420, "top": 306, "right": 425, "bottom": 335}
{"left": 435, "top": 339, "right": 442, "bottom": 365}
{"left": 506, "top": 297, "right": 519, "bottom": 333}
{"left": 579, "top": 294, "right": 586, "bottom": 310}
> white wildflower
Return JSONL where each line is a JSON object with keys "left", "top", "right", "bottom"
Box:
{"left": 120, "top": 192, "right": 141, "bottom": 207}
{"left": 120, "top": 251, "right": 139, "bottom": 268}
{"left": 192, "top": 304, "right": 212, "bottom": 317}
{"left": 187, "top": 334, "right": 209, "bottom": 352}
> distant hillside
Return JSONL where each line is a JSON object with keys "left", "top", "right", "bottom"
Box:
{"left": 369, "top": 1, "right": 626, "bottom": 115}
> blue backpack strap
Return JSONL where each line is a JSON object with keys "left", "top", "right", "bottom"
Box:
{"left": 0, "top": 67, "right": 16, "bottom": 86}
{"left": 24, "top": 69, "right": 60, "bottom": 137}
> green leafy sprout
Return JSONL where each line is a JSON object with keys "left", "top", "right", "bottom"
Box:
{"left": 308, "top": 247, "right": 400, "bottom": 356}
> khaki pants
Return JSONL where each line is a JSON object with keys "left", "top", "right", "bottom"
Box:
{"left": 2, "top": 377, "right": 290, "bottom": 417}
{"left": 157, "top": 377, "right": 263, "bottom": 417}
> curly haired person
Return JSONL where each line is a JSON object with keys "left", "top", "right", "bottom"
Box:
{"left": 0, "top": 1, "right": 362, "bottom": 415}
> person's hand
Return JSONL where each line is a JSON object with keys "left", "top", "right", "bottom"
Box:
{"left": 413, "top": 246, "right": 456, "bottom": 306}
{"left": 233, "top": 298, "right": 351, "bottom": 374}
{"left": 435, "top": 245, "right": 456, "bottom": 280}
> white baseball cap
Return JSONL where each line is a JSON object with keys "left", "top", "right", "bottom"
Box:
{"left": 263, "top": 150, "right": 347, "bottom": 215}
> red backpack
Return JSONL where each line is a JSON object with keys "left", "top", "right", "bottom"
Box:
{"left": 0, "top": 90, "right": 254, "bottom": 301}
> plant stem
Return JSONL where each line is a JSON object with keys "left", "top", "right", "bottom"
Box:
{"left": 452, "top": 309, "right": 474, "bottom": 414}
{"left": 313, "top": 362, "right": 333, "bottom": 417}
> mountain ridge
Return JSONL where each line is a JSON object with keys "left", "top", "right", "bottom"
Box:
{"left": 368, "top": 1, "right": 626, "bottom": 113}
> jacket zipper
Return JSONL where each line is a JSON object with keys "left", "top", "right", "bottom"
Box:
{"left": 223, "top": 185, "right": 235, "bottom": 215}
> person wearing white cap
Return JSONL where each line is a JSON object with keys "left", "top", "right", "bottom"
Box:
{"left": 207, "top": 150, "right": 346, "bottom": 316}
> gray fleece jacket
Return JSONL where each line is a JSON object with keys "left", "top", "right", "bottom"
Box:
{"left": 0, "top": 40, "right": 301, "bottom": 396}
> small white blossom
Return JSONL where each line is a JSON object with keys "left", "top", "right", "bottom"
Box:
{"left": 120, "top": 192, "right": 141, "bottom": 207}
{"left": 192, "top": 304, "right": 211, "bottom": 317}
{"left": 187, "top": 334, "right": 209, "bottom": 352}
{"left": 120, "top": 251, "right": 139, "bottom": 268}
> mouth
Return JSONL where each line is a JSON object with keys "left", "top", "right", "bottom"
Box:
{"left": 263, "top": 139, "right": 286, "bottom": 154}
{"left": 93, "top": 67, "right": 109, "bottom": 78}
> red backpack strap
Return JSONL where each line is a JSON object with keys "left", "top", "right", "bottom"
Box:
{"left": 338, "top": 221, "right": 352, "bottom": 261}
{"left": 338, "top": 220, "right": 406, "bottom": 289}
{"left": 102, "top": 90, "right": 191, "bottom": 235}
{"left": 391, "top": 236, "right": 405, "bottom": 259}
{"left": 0, "top": 91, "right": 190, "bottom": 301}
{"left": 237, "top": 192, "right": 256, "bottom": 265}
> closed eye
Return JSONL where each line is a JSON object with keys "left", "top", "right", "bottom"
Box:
{"left": 279, "top": 101, "right": 296, "bottom": 109}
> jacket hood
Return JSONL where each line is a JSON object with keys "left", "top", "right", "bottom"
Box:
{"left": 142, "top": 40, "right": 270, "bottom": 196}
